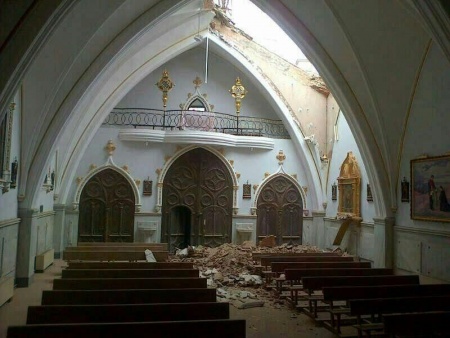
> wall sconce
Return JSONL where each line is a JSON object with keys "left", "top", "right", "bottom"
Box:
{"left": 42, "top": 168, "right": 53, "bottom": 193}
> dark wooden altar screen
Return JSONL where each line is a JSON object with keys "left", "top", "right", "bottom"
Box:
{"left": 161, "top": 148, "right": 233, "bottom": 251}
{"left": 78, "top": 169, "right": 135, "bottom": 243}
{"left": 256, "top": 176, "right": 303, "bottom": 245}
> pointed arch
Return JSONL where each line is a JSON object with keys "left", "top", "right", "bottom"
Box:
{"left": 73, "top": 156, "right": 141, "bottom": 212}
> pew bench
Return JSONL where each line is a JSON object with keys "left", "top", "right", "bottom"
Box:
{"left": 62, "top": 250, "right": 169, "bottom": 262}
{"left": 7, "top": 319, "right": 246, "bottom": 338}
{"left": 41, "top": 288, "right": 217, "bottom": 305}
{"left": 383, "top": 311, "right": 450, "bottom": 338}
{"left": 350, "top": 296, "right": 450, "bottom": 337}
{"left": 76, "top": 242, "right": 168, "bottom": 250}
{"left": 65, "top": 261, "right": 194, "bottom": 269}
{"left": 61, "top": 268, "right": 199, "bottom": 279}
{"left": 65, "top": 244, "right": 167, "bottom": 252}
{"left": 27, "top": 302, "right": 229, "bottom": 324}
{"left": 52, "top": 277, "right": 207, "bottom": 290}
{"left": 261, "top": 255, "right": 354, "bottom": 284}
{"left": 284, "top": 268, "right": 393, "bottom": 308}
{"left": 270, "top": 261, "right": 371, "bottom": 291}
{"left": 322, "top": 284, "right": 450, "bottom": 334}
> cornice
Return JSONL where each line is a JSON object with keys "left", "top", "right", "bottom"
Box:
{"left": 119, "top": 129, "right": 275, "bottom": 150}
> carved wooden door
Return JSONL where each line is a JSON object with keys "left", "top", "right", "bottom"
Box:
{"left": 78, "top": 169, "right": 135, "bottom": 243}
{"left": 256, "top": 176, "right": 303, "bottom": 245}
{"left": 162, "top": 148, "right": 232, "bottom": 251}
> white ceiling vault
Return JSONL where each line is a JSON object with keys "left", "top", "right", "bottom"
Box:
{"left": 1, "top": 0, "right": 449, "bottom": 219}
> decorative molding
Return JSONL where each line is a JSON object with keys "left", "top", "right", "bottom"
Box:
{"left": 395, "top": 225, "right": 450, "bottom": 238}
{"left": 276, "top": 149, "right": 286, "bottom": 165}
{"left": 118, "top": 129, "right": 275, "bottom": 150}
{"left": 73, "top": 155, "right": 141, "bottom": 212}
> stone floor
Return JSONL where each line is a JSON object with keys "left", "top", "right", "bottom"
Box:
{"left": 0, "top": 260, "right": 337, "bottom": 338}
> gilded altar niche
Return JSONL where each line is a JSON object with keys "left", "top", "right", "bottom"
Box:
{"left": 337, "top": 151, "right": 361, "bottom": 219}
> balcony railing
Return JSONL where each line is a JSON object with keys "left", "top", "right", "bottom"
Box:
{"left": 103, "top": 108, "right": 290, "bottom": 139}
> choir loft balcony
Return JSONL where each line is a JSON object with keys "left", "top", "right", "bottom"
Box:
{"left": 104, "top": 108, "right": 291, "bottom": 150}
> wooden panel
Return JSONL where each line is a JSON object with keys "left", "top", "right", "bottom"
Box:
{"left": 79, "top": 169, "right": 135, "bottom": 243}
{"left": 257, "top": 176, "right": 303, "bottom": 245}
{"left": 162, "top": 148, "right": 232, "bottom": 251}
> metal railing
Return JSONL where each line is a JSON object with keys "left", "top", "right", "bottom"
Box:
{"left": 103, "top": 108, "right": 290, "bottom": 139}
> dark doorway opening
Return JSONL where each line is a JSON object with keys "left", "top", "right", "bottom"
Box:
{"left": 171, "top": 206, "right": 192, "bottom": 249}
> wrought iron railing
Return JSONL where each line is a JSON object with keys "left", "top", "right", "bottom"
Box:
{"left": 103, "top": 108, "right": 290, "bottom": 139}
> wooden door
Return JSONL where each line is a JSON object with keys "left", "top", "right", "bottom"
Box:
{"left": 256, "top": 176, "right": 303, "bottom": 245}
{"left": 78, "top": 169, "right": 135, "bottom": 243}
{"left": 162, "top": 148, "right": 233, "bottom": 251}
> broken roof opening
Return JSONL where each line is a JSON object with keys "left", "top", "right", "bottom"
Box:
{"left": 214, "top": 0, "right": 319, "bottom": 76}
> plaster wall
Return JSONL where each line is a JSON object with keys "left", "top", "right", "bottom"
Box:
{"left": 325, "top": 112, "right": 376, "bottom": 222}
{"left": 0, "top": 90, "right": 21, "bottom": 221}
{"left": 393, "top": 43, "right": 450, "bottom": 281}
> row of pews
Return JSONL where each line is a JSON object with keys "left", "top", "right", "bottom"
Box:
{"left": 258, "top": 251, "right": 450, "bottom": 337}
{"left": 62, "top": 242, "right": 169, "bottom": 262}
{"left": 7, "top": 243, "right": 246, "bottom": 337}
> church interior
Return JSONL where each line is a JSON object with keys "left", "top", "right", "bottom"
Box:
{"left": 1, "top": 0, "right": 450, "bottom": 337}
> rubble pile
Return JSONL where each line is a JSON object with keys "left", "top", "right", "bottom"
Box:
{"left": 169, "top": 241, "right": 340, "bottom": 288}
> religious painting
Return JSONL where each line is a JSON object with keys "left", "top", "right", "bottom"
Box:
{"left": 401, "top": 177, "right": 409, "bottom": 203}
{"left": 143, "top": 179, "right": 153, "bottom": 196}
{"left": 331, "top": 182, "right": 337, "bottom": 201}
{"left": 411, "top": 155, "right": 450, "bottom": 222}
{"left": 366, "top": 183, "right": 373, "bottom": 202}
{"left": 243, "top": 182, "right": 251, "bottom": 199}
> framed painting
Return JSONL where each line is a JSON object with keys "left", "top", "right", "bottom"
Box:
{"left": 243, "top": 183, "right": 251, "bottom": 199}
{"left": 411, "top": 155, "right": 450, "bottom": 222}
{"left": 143, "top": 180, "right": 153, "bottom": 196}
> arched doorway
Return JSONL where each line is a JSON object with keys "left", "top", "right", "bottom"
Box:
{"left": 161, "top": 148, "right": 233, "bottom": 251}
{"left": 78, "top": 168, "right": 135, "bottom": 243}
{"left": 256, "top": 175, "right": 303, "bottom": 245}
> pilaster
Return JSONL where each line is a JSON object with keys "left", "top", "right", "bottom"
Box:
{"left": 373, "top": 217, "right": 395, "bottom": 268}
{"left": 53, "top": 204, "right": 66, "bottom": 258}
{"left": 312, "top": 211, "right": 326, "bottom": 249}
{"left": 16, "top": 207, "right": 39, "bottom": 287}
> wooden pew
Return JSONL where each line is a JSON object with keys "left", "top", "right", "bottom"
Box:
{"left": 41, "top": 288, "right": 217, "bottom": 305}
{"left": 27, "top": 302, "right": 229, "bottom": 324}
{"left": 270, "top": 261, "right": 371, "bottom": 287}
{"left": 261, "top": 255, "right": 354, "bottom": 271}
{"left": 61, "top": 268, "right": 199, "bottom": 279}
{"left": 286, "top": 268, "right": 402, "bottom": 318}
{"left": 65, "top": 261, "right": 194, "bottom": 269}
{"left": 261, "top": 255, "right": 355, "bottom": 284}
{"left": 252, "top": 251, "right": 338, "bottom": 263}
{"left": 271, "top": 261, "right": 371, "bottom": 274}
{"left": 53, "top": 277, "right": 207, "bottom": 290}
{"left": 282, "top": 267, "right": 393, "bottom": 296}
{"left": 77, "top": 242, "right": 168, "bottom": 250}
{"left": 323, "top": 284, "right": 450, "bottom": 334}
{"left": 7, "top": 319, "right": 247, "bottom": 338}
{"left": 62, "top": 250, "right": 168, "bottom": 262}
{"left": 65, "top": 244, "right": 167, "bottom": 252}
{"left": 350, "top": 295, "right": 450, "bottom": 337}
{"left": 383, "top": 311, "right": 450, "bottom": 338}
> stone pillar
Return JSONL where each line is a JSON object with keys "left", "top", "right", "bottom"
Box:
{"left": 373, "top": 217, "right": 395, "bottom": 268}
{"left": 312, "top": 211, "right": 326, "bottom": 249}
{"left": 53, "top": 204, "right": 66, "bottom": 258}
{"left": 16, "top": 208, "right": 39, "bottom": 287}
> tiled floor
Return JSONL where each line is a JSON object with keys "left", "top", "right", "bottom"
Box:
{"left": 0, "top": 260, "right": 337, "bottom": 338}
